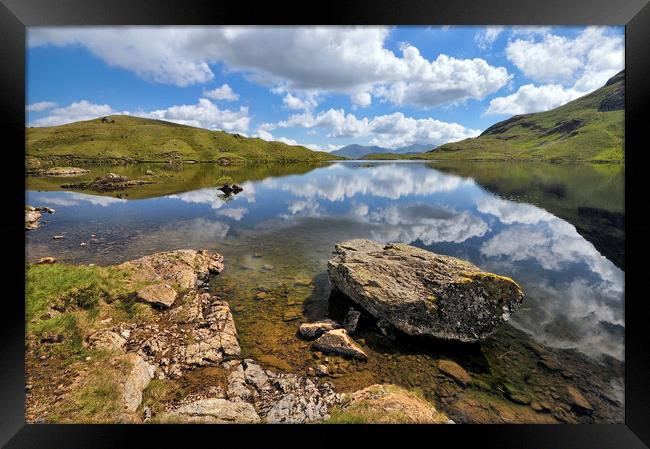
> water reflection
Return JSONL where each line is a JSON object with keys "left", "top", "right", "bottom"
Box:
{"left": 26, "top": 161, "right": 624, "bottom": 362}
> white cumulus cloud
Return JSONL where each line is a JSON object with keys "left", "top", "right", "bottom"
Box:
{"left": 27, "top": 101, "right": 57, "bottom": 112}
{"left": 267, "top": 109, "right": 480, "bottom": 148}
{"left": 29, "top": 26, "right": 510, "bottom": 108}
{"left": 202, "top": 84, "right": 239, "bottom": 101}
{"left": 30, "top": 100, "right": 115, "bottom": 127}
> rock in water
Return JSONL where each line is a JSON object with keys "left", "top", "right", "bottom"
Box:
{"left": 327, "top": 239, "right": 524, "bottom": 342}
{"left": 298, "top": 320, "right": 340, "bottom": 340}
{"left": 312, "top": 329, "right": 367, "bottom": 360}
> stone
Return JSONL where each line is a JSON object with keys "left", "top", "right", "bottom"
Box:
{"left": 282, "top": 309, "right": 302, "bottom": 322}
{"left": 376, "top": 319, "right": 395, "bottom": 340}
{"left": 294, "top": 278, "right": 313, "bottom": 287}
{"left": 119, "top": 249, "right": 224, "bottom": 290}
{"left": 436, "top": 359, "right": 471, "bottom": 385}
{"left": 227, "top": 365, "right": 254, "bottom": 401}
{"left": 566, "top": 386, "right": 593, "bottom": 415}
{"left": 312, "top": 329, "right": 367, "bottom": 361}
{"left": 52, "top": 235, "right": 64, "bottom": 240}
{"left": 327, "top": 239, "right": 524, "bottom": 342}
{"left": 163, "top": 398, "right": 260, "bottom": 423}
{"left": 343, "top": 308, "right": 361, "bottom": 334}
{"left": 36, "top": 257, "right": 57, "bottom": 264}
{"left": 30, "top": 167, "right": 90, "bottom": 177}
{"left": 122, "top": 354, "right": 155, "bottom": 412}
{"left": 168, "top": 291, "right": 204, "bottom": 323}
{"left": 87, "top": 330, "right": 127, "bottom": 352}
{"left": 450, "top": 390, "right": 558, "bottom": 424}
{"left": 217, "top": 183, "right": 244, "bottom": 196}
{"left": 316, "top": 364, "right": 329, "bottom": 376}
{"left": 136, "top": 284, "right": 177, "bottom": 308}
{"left": 298, "top": 320, "right": 340, "bottom": 340}
{"left": 332, "top": 384, "right": 451, "bottom": 424}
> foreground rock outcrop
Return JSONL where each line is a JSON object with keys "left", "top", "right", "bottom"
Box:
{"left": 327, "top": 239, "right": 524, "bottom": 342}
{"left": 119, "top": 249, "right": 224, "bottom": 289}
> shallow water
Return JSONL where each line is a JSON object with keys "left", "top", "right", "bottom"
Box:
{"left": 26, "top": 161, "right": 625, "bottom": 423}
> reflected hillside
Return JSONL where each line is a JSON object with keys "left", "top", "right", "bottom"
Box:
{"left": 428, "top": 162, "right": 624, "bottom": 270}
{"left": 26, "top": 162, "right": 323, "bottom": 199}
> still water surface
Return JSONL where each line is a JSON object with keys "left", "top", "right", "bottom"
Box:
{"left": 26, "top": 161, "right": 625, "bottom": 422}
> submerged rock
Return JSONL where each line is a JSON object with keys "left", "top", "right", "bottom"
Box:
{"left": 327, "top": 239, "right": 524, "bottom": 342}
{"left": 437, "top": 359, "right": 472, "bottom": 386}
{"left": 330, "top": 384, "right": 452, "bottom": 424}
{"left": 312, "top": 329, "right": 367, "bottom": 361}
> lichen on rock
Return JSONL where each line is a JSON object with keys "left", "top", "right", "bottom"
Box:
{"left": 327, "top": 239, "right": 524, "bottom": 342}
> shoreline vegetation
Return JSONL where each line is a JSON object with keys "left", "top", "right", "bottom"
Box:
{"left": 26, "top": 71, "right": 623, "bottom": 167}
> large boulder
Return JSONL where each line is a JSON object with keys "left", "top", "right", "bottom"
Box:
{"left": 327, "top": 239, "right": 524, "bottom": 342}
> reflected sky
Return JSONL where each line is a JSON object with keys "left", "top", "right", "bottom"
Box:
{"left": 27, "top": 161, "right": 624, "bottom": 361}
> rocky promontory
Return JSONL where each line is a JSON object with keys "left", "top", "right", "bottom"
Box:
{"left": 327, "top": 239, "right": 524, "bottom": 342}
{"left": 27, "top": 248, "right": 457, "bottom": 424}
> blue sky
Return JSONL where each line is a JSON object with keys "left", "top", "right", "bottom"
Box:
{"left": 27, "top": 26, "right": 624, "bottom": 151}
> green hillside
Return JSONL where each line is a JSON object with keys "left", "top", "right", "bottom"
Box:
{"left": 26, "top": 115, "right": 341, "bottom": 165}
{"left": 368, "top": 71, "right": 624, "bottom": 163}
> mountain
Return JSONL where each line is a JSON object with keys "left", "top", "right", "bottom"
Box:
{"left": 331, "top": 143, "right": 436, "bottom": 158}
{"left": 428, "top": 70, "right": 624, "bottom": 162}
{"left": 393, "top": 143, "right": 436, "bottom": 153}
{"left": 331, "top": 144, "right": 389, "bottom": 159}
{"left": 367, "top": 70, "right": 624, "bottom": 163}
{"left": 26, "top": 115, "right": 342, "bottom": 165}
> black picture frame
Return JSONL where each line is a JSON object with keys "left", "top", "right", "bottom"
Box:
{"left": 2, "top": 0, "right": 649, "bottom": 447}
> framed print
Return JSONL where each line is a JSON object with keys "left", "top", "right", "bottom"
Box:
{"left": 2, "top": 0, "right": 649, "bottom": 447}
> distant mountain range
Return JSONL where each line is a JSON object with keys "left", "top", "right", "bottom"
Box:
{"left": 330, "top": 143, "right": 435, "bottom": 159}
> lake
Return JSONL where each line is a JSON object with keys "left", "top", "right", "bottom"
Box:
{"left": 26, "top": 160, "right": 625, "bottom": 423}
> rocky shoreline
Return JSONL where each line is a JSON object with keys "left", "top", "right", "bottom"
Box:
{"left": 26, "top": 248, "right": 453, "bottom": 424}
{"left": 25, "top": 242, "right": 622, "bottom": 424}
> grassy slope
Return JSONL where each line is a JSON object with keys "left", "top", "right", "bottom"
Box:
{"left": 27, "top": 115, "right": 341, "bottom": 164}
{"left": 367, "top": 71, "right": 624, "bottom": 163}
